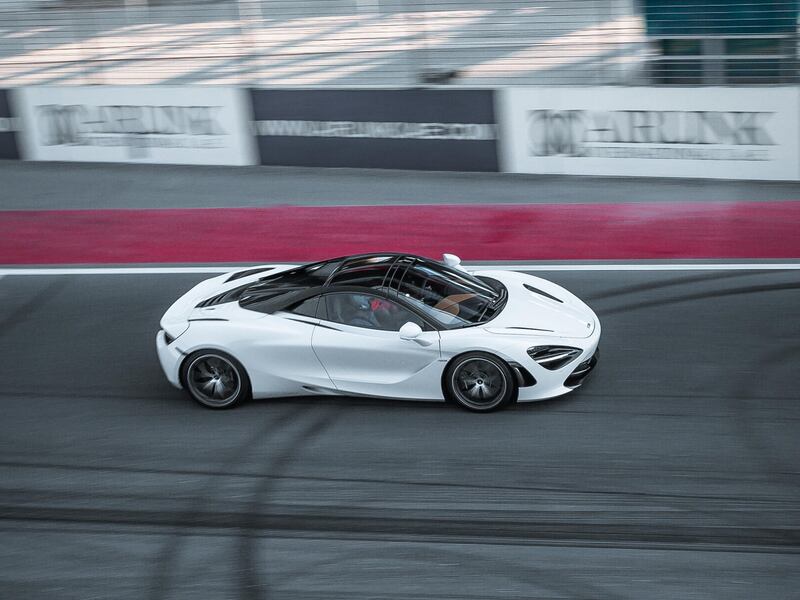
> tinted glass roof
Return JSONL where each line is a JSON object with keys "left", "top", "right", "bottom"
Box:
{"left": 198, "top": 253, "right": 496, "bottom": 311}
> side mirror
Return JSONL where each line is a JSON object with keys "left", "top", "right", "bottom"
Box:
{"left": 399, "top": 322, "right": 434, "bottom": 346}
{"left": 399, "top": 321, "right": 423, "bottom": 340}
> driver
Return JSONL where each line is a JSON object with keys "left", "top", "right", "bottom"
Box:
{"left": 348, "top": 294, "right": 402, "bottom": 330}
{"left": 347, "top": 294, "right": 381, "bottom": 328}
{"left": 370, "top": 296, "right": 403, "bottom": 329}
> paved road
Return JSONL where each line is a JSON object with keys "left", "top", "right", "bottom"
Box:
{"left": 0, "top": 268, "right": 798, "bottom": 599}
{"left": 3, "top": 161, "right": 800, "bottom": 210}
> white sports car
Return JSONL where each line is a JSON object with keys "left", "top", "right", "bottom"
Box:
{"left": 156, "top": 253, "right": 600, "bottom": 412}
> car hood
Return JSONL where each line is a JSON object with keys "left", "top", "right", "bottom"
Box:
{"left": 473, "top": 270, "right": 597, "bottom": 339}
{"left": 160, "top": 264, "right": 295, "bottom": 330}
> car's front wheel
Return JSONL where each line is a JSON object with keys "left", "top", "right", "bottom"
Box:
{"left": 181, "top": 350, "right": 251, "bottom": 409}
{"left": 444, "top": 352, "right": 516, "bottom": 412}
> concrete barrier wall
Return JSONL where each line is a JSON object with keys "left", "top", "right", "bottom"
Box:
{"left": 4, "top": 85, "right": 800, "bottom": 180}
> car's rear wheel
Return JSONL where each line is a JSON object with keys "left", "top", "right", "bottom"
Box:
{"left": 444, "top": 352, "right": 516, "bottom": 412}
{"left": 182, "top": 350, "right": 251, "bottom": 409}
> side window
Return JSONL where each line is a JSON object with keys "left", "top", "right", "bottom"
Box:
{"left": 322, "top": 293, "right": 426, "bottom": 332}
{"left": 286, "top": 296, "right": 320, "bottom": 318}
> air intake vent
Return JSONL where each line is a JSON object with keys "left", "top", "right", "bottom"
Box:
{"left": 195, "top": 283, "right": 251, "bottom": 308}
{"left": 226, "top": 266, "right": 275, "bottom": 283}
{"left": 565, "top": 351, "right": 598, "bottom": 388}
{"left": 527, "top": 346, "right": 582, "bottom": 370}
{"left": 524, "top": 284, "right": 563, "bottom": 303}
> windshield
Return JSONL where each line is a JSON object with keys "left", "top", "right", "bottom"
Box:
{"left": 386, "top": 259, "right": 506, "bottom": 329}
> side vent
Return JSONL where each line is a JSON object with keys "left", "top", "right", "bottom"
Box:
{"left": 507, "top": 362, "right": 537, "bottom": 387}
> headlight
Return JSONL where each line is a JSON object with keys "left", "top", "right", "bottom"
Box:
{"left": 527, "top": 346, "right": 582, "bottom": 370}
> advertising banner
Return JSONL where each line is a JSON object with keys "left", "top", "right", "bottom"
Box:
{"left": 249, "top": 89, "right": 499, "bottom": 171}
{"left": 0, "top": 89, "right": 20, "bottom": 160}
{"left": 15, "top": 86, "right": 255, "bottom": 165}
{"left": 499, "top": 87, "right": 800, "bottom": 180}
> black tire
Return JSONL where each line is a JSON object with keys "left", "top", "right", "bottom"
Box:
{"left": 181, "top": 350, "right": 251, "bottom": 409}
{"left": 444, "top": 352, "right": 516, "bottom": 412}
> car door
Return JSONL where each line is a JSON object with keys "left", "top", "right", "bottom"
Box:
{"left": 244, "top": 295, "right": 336, "bottom": 395}
{"left": 311, "top": 292, "right": 442, "bottom": 399}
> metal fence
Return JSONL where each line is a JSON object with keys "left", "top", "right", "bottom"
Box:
{"left": 0, "top": 0, "right": 796, "bottom": 86}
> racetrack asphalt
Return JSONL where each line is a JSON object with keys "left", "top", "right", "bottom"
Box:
{"left": 1, "top": 268, "right": 798, "bottom": 600}
{"left": 3, "top": 160, "right": 800, "bottom": 210}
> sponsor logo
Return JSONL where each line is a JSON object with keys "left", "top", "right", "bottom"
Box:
{"left": 527, "top": 110, "right": 775, "bottom": 161}
{"left": 35, "top": 104, "right": 228, "bottom": 157}
{"left": 253, "top": 119, "right": 495, "bottom": 141}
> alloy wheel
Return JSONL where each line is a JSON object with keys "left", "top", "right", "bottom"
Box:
{"left": 451, "top": 357, "right": 508, "bottom": 410}
{"left": 186, "top": 354, "right": 242, "bottom": 408}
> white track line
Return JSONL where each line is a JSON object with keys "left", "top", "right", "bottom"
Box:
{"left": 0, "top": 267, "right": 240, "bottom": 275}
{"left": 480, "top": 263, "right": 800, "bottom": 271}
{"left": 1, "top": 263, "right": 800, "bottom": 276}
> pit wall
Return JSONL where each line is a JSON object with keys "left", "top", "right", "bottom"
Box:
{"left": 3, "top": 85, "right": 799, "bottom": 180}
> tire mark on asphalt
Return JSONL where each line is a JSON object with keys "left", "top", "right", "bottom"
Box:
{"left": 596, "top": 277, "right": 800, "bottom": 542}
{"left": 576, "top": 265, "right": 800, "bottom": 519}
{"left": 729, "top": 343, "right": 800, "bottom": 492}
{"left": 0, "top": 277, "right": 69, "bottom": 337}
{"left": 147, "top": 404, "right": 304, "bottom": 600}
{"left": 586, "top": 270, "right": 768, "bottom": 302}
{"left": 2, "top": 518, "right": 797, "bottom": 557}
{"left": 636, "top": 344, "right": 800, "bottom": 547}
{"left": 236, "top": 408, "right": 337, "bottom": 600}
{"left": 1, "top": 460, "right": 796, "bottom": 504}
{"left": 5, "top": 503, "right": 796, "bottom": 550}
{"left": 601, "top": 280, "right": 800, "bottom": 315}
{"left": 270, "top": 542, "right": 628, "bottom": 600}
